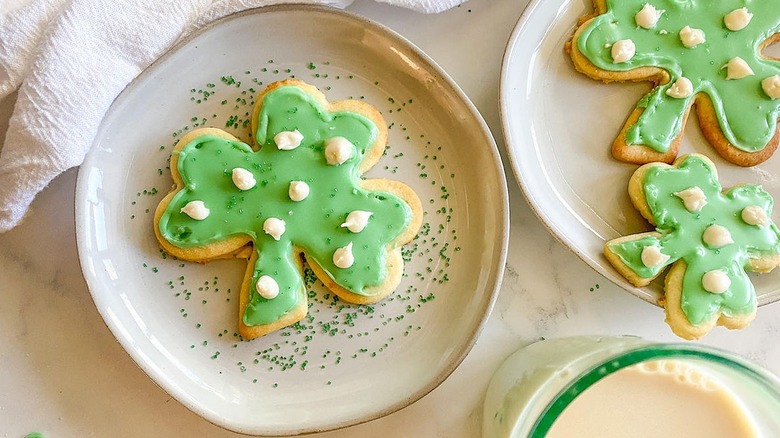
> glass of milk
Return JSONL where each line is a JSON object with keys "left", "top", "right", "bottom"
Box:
{"left": 483, "top": 336, "right": 780, "bottom": 438}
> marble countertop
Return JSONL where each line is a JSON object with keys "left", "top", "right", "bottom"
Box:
{"left": 2, "top": 0, "right": 779, "bottom": 436}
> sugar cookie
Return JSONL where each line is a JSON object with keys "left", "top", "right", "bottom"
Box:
{"left": 604, "top": 154, "right": 780, "bottom": 339}
{"left": 568, "top": 0, "right": 780, "bottom": 166}
{"left": 155, "top": 79, "right": 422, "bottom": 339}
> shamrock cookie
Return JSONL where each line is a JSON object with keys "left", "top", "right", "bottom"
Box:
{"left": 568, "top": 0, "right": 780, "bottom": 166}
{"left": 154, "top": 79, "right": 423, "bottom": 339}
{"left": 604, "top": 154, "right": 780, "bottom": 339}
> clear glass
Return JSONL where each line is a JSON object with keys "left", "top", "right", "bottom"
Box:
{"left": 482, "top": 336, "right": 780, "bottom": 438}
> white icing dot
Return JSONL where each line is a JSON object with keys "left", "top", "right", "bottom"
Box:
{"left": 611, "top": 39, "right": 636, "bottom": 63}
{"left": 635, "top": 3, "right": 663, "bottom": 29}
{"left": 341, "top": 210, "right": 373, "bottom": 233}
{"left": 679, "top": 26, "right": 705, "bottom": 48}
{"left": 724, "top": 8, "right": 753, "bottom": 31}
{"left": 702, "top": 270, "right": 731, "bottom": 294}
{"left": 324, "top": 137, "right": 355, "bottom": 165}
{"left": 263, "top": 217, "right": 286, "bottom": 241}
{"left": 725, "top": 57, "right": 754, "bottom": 80}
{"left": 762, "top": 75, "right": 780, "bottom": 100}
{"left": 666, "top": 77, "right": 693, "bottom": 99}
{"left": 274, "top": 130, "right": 304, "bottom": 150}
{"left": 702, "top": 224, "right": 734, "bottom": 248}
{"left": 333, "top": 242, "right": 355, "bottom": 269}
{"left": 288, "top": 181, "right": 310, "bottom": 202}
{"left": 231, "top": 168, "right": 256, "bottom": 190}
{"left": 641, "top": 245, "right": 670, "bottom": 268}
{"left": 180, "top": 200, "right": 210, "bottom": 220}
{"left": 255, "top": 275, "right": 279, "bottom": 299}
{"left": 674, "top": 186, "right": 707, "bottom": 211}
{"left": 742, "top": 205, "right": 769, "bottom": 227}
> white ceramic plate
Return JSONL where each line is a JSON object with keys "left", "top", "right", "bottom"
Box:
{"left": 501, "top": 0, "right": 780, "bottom": 306}
{"left": 76, "top": 6, "right": 508, "bottom": 436}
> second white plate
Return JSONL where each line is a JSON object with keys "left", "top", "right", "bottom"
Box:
{"left": 501, "top": 0, "right": 780, "bottom": 306}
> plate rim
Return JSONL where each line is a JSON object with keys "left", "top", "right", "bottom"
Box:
{"left": 75, "top": 4, "right": 510, "bottom": 435}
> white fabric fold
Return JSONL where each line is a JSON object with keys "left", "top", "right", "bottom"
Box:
{"left": 0, "top": 0, "right": 463, "bottom": 232}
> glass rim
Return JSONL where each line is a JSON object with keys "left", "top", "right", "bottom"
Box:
{"left": 529, "top": 343, "right": 780, "bottom": 437}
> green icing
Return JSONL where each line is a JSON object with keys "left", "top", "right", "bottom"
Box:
{"left": 577, "top": 0, "right": 780, "bottom": 152}
{"left": 158, "top": 86, "right": 412, "bottom": 327}
{"left": 609, "top": 235, "right": 667, "bottom": 279}
{"left": 608, "top": 155, "right": 780, "bottom": 325}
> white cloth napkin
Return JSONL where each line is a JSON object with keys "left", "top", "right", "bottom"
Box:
{"left": 0, "top": 0, "right": 462, "bottom": 233}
